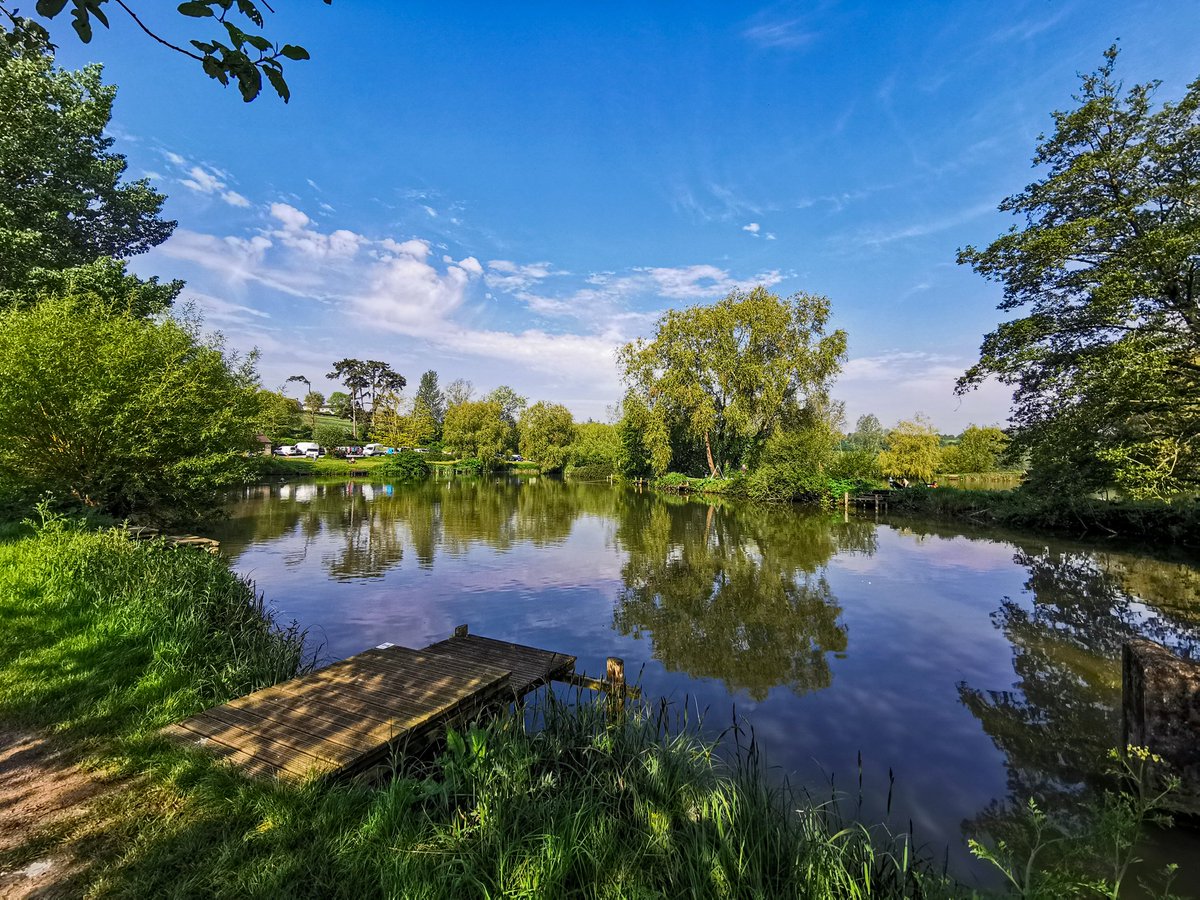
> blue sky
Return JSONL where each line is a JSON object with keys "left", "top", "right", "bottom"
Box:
{"left": 53, "top": 0, "right": 1199, "bottom": 430}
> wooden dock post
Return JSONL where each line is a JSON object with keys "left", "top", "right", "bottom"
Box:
{"left": 606, "top": 656, "right": 626, "bottom": 721}
{"left": 454, "top": 623, "right": 469, "bottom": 638}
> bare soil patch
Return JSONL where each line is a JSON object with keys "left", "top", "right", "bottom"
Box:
{"left": 0, "top": 727, "right": 108, "bottom": 899}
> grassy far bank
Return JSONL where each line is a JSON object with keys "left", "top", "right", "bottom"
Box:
{"left": 251, "top": 454, "right": 544, "bottom": 481}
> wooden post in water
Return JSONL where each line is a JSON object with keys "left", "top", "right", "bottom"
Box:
{"left": 606, "top": 656, "right": 626, "bottom": 722}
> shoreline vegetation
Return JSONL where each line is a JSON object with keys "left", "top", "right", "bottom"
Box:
{"left": 0, "top": 518, "right": 1185, "bottom": 898}
{"left": 242, "top": 455, "right": 1200, "bottom": 551}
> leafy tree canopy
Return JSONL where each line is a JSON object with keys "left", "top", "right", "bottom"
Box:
{"left": 255, "top": 389, "right": 301, "bottom": 442}
{"left": 0, "top": 36, "right": 174, "bottom": 301}
{"left": 958, "top": 47, "right": 1200, "bottom": 498}
{"left": 443, "top": 378, "right": 473, "bottom": 408}
{"left": 414, "top": 370, "right": 446, "bottom": 425}
{"left": 517, "top": 401, "right": 576, "bottom": 473}
{"left": 443, "top": 400, "right": 510, "bottom": 466}
{"left": 878, "top": 416, "right": 942, "bottom": 482}
{"left": 483, "top": 384, "right": 528, "bottom": 425}
{"left": 942, "top": 425, "right": 1010, "bottom": 474}
{"left": 326, "top": 390, "right": 352, "bottom": 419}
{"left": 0, "top": 292, "right": 259, "bottom": 521}
{"left": 1, "top": 0, "right": 330, "bottom": 103}
{"left": 845, "top": 414, "right": 887, "bottom": 453}
{"left": 619, "top": 286, "right": 847, "bottom": 477}
{"left": 371, "top": 391, "right": 436, "bottom": 449}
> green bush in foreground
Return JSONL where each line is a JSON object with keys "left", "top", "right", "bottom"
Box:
{"left": 0, "top": 294, "right": 260, "bottom": 523}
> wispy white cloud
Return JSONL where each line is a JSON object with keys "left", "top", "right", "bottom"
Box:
{"left": 638, "top": 264, "right": 783, "bottom": 299}
{"left": 742, "top": 15, "right": 818, "bottom": 49}
{"left": 988, "top": 6, "right": 1073, "bottom": 43}
{"left": 171, "top": 158, "right": 253, "bottom": 208}
{"left": 742, "top": 222, "right": 761, "bottom": 235}
{"left": 155, "top": 198, "right": 792, "bottom": 418}
{"left": 485, "top": 260, "right": 559, "bottom": 292}
{"left": 858, "top": 201, "right": 996, "bottom": 248}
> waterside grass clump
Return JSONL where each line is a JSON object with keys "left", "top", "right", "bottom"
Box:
{"left": 0, "top": 512, "right": 309, "bottom": 748}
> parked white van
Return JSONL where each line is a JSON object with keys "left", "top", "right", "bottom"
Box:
{"left": 294, "top": 442, "right": 321, "bottom": 458}
{"left": 362, "top": 443, "right": 391, "bottom": 456}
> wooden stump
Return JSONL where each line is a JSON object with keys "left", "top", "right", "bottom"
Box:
{"left": 606, "top": 656, "right": 626, "bottom": 723}
{"left": 1123, "top": 639, "right": 1200, "bottom": 815}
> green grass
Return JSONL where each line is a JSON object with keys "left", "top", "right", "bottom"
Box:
{"left": 0, "top": 513, "right": 308, "bottom": 747}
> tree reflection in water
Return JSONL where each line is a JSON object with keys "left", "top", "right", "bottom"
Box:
{"left": 612, "top": 494, "right": 875, "bottom": 700}
{"left": 218, "top": 477, "right": 613, "bottom": 581}
{"left": 956, "top": 540, "right": 1200, "bottom": 838}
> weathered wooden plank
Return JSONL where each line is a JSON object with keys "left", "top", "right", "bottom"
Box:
{"left": 165, "top": 631, "right": 581, "bottom": 782}
{"left": 169, "top": 719, "right": 331, "bottom": 778}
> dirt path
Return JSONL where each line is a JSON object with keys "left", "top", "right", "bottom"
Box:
{"left": 0, "top": 728, "right": 108, "bottom": 899}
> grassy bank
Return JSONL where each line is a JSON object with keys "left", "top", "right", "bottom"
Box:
{"left": 252, "top": 455, "right": 544, "bottom": 482}
{"left": 0, "top": 519, "right": 966, "bottom": 898}
{"left": 886, "top": 485, "right": 1200, "bottom": 548}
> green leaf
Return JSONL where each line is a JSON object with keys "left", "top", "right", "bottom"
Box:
{"left": 70, "top": 7, "right": 92, "bottom": 42}
{"left": 263, "top": 66, "right": 289, "bottom": 103}
{"left": 245, "top": 33, "right": 271, "bottom": 52}
{"left": 83, "top": 0, "right": 108, "bottom": 28}
{"left": 235, "top": 0, "right": 264, "bottom": 28}
{"left": 177, "top": 1, "right": 215, "bottom": 18}
{"left": 222, "top": 20, "right": 248, "bottom": 48}
{"left": 279, "top": 44, "right": 310, "bottom": 61}
{"left": 201, "top": 55, "right": 229, "bottom": 85}
{"left": 35, "top": 0, "right": 70, "bottom": 17}
{"left": 235, "top": 65, "right": 262, "bottom": 102}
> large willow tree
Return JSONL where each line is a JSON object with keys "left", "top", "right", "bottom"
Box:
{"left": 619, "top": 286, "right": 847, "bottom": 477}
{"left": 958, "top": 48, "right": 1200, "bottom": 500}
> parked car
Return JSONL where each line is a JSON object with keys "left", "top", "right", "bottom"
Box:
{"left": 274, "top": 445, "right": 298, "bottom": 457}
{"left": 363, "top": 444, "right": 397, "bottom": 456}
{"left": 295, "top": 442, "right": 321, "bottom": 458}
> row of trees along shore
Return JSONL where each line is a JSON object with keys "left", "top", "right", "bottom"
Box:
{"left": 1, "top": 29, "right": 1198, "bottom": 527}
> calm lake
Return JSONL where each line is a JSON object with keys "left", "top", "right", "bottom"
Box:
{"left": 208, "top": 475, "right": 1200, "bottom": 885}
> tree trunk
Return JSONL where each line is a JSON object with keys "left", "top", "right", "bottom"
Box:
{"left": 704, "top": 430, "right": 720, "bottom": 477}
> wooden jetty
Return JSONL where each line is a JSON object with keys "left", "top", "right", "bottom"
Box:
{"left": 163, "top": 626, "right": 602, "bottom": 782}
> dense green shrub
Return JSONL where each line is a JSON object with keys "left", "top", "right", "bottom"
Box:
{"left": 0, "top": 294, "right": 260, "bottom": 523}
{"left": 375, "top": 451, "right": 431, "bottom": 481}
{"left": 313, "top": 423, "right": 353, "bottom": 449}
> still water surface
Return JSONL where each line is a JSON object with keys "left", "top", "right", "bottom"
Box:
{"left": 209, "top": 476, "right": 1200, "bottom": 884}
